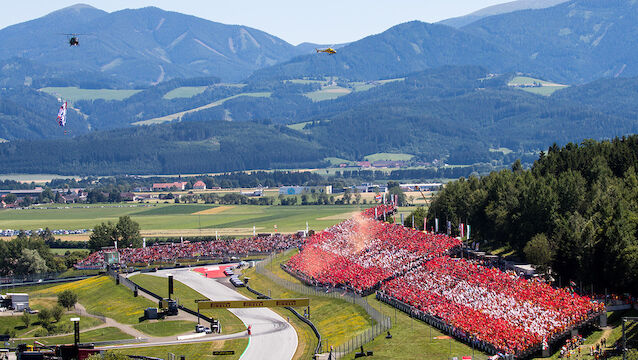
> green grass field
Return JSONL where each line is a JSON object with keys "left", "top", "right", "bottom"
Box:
{"left": 33, "top": 276, "right": 155, "bottom": 324}
{"left": 286, "top": 121, "right": 313, "bottom": 132}
{"left": 343, "top": 295, "right": 477, "bottom": 360}
{"left": 129, "top": 274, "right": 245, "bottom": 334}
{"left": 113, "top": 339, "right": 248, "bottom": 360}
{"left": 39, "top": 87, "right": 141, "bottom": 102}
{"left": 163, "top": 86, "right": 208, "bottom": 100}
{"left": 508, "top": 76, "right": 569, "bottom": 96}
{"left": 35, "top": 327, "right": 133, "bottom": 345}
{"left": 304, "top": 86, "right": 352, "bottom": 102}
{"left": 364, "top": 153, "right": 414, "bottom": 162}
{"left": 0, "top": 204, "right": 367, "bottom": 235}
{"left": 132, "top": 320, "right": 196, "bottom": 337}
{"left": 2, "top": 312, "right": 103, "bottom": 338}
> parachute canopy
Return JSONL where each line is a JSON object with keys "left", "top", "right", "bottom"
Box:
{"left": 56, "top": 101, "right": 67, "bottom": 127}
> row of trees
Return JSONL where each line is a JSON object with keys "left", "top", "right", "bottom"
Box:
{"left": 426, "top": 137, "right": 638, "bottom": 292}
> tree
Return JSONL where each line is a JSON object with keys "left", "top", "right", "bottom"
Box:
{"left": 523, "top": 233, "right": 553, "bottom": 275}
{"left": 17, "top": 248, "right": 48, "bottom": 275}
{"left": 116, "top": 216, "right": 142, "bottom": 248}
{"left": 88, "top": 221, "right": 118, "bottom": 252}
{"left": 51, "top": 305, "right": 64, "bottom": 322}
{"left": 37, "top": 308, "right": 51, "bottom": 329}
{"left": 21, "top": 312, "right": 31, "bottom": 328}
{"left": 4, "top": 193, "right": 17, "bottom": 204}
{"left": 58, "top": 290, "right": 78, "bottom": 309}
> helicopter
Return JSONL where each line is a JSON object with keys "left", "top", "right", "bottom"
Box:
{"left": 63, "top": 33, "right": 87, "bottom": 46}
{"left": 316, "top": 47, "right": 337, "bottom": 55}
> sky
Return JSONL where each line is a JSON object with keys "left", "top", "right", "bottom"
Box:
{"left": 0, "top": 0, "right": 515, "bottom": 45}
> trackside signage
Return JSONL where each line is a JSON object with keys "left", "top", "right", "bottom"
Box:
{"left": 196, "top": 298, "right": 310, "bottom": 309}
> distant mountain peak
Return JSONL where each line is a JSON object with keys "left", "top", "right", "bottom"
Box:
{"left": 440, "top": 0, "right": 570, "bottom": 28}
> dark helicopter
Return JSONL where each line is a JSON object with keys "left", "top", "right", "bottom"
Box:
{"left": 63, "top": 33, "right": 88, "bottom": 46}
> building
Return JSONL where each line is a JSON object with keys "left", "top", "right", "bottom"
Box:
{"left": 152, "top": 182, "right": 188, "bottom": 191}
{"left": 193, "top": 181, "right": 207, "bottom": 190}
{"left": 279, "top": 185, "right": 332, "bottom": 195}
{"left": 2, "top": 293, "right": 29, "bottom": 311}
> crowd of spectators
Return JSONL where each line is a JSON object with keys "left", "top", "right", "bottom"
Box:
{"left": 285, "top": 206, "right": 461, "bottom": 293}
{"left": 380, "top": 256, "right": 604, "bottom": 355}
{"left": 75, "top": 233, "right": 303, "bottom": 268}
{"left": 360, "top": 204, "right": 396, "bottom": 219}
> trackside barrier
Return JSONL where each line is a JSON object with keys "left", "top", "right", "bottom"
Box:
{"left": 0, "top": 275, "right": 97, "bottom": 289}
{"left": 255, "top": 250, "right": 392, "bottom": 359}
{"left": 113, "top": 271, "right": 215, "bottom": 324}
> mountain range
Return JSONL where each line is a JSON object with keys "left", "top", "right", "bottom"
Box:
{"left": 2, "top": 1, "right": 638, "bottom": 175}
{"left": 439, "top": 0, "right": 570, "bottom": 28}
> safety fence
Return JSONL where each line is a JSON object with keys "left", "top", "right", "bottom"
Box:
{"left": 255, "top": 251, "right": 392, "bottom": 359}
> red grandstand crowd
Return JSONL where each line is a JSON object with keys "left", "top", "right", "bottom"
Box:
{"left": 381, "top": 256, "right": 604, "bottom": 355}
{"left": 286, "top": 208, "right": 461, "bottom": 293}
{"left": 75, "top": 234, "right": 303, "bottom": 268}
{"left": 283, "top": 205, "right": 602, "bottom": 357}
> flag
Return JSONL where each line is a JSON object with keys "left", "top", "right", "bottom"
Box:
{"left": 375, "top": 194, "right": 382, "bottom": 202}
{"left": 466, "top": 224, "right": 471, "bottom": 240}
{"left": 400, "top": 213, "right": 404, "bottom": 224}
{"left": 435, "top": 218, "right": 439, "bottom": 232}
{"left": 383, "top": 193, "right": 386, "bottom": 204}
{"left": 447, "top": 220, "right": 451, "bottom": 235}
{"left": 459, "top": 223, "right": 464, "bottom": 238}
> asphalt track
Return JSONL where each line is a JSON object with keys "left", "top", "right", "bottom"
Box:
{"left": 149, "top": 268, "right": 298, "bottom": 360}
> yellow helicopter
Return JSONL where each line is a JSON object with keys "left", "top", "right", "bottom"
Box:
{"left": 316, "top": 47, "right": 337, "bottom": 55}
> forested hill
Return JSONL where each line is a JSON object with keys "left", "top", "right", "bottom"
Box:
{"left": 427, "top": 136, "right": 638, "bottom": 292}
{"left": 0, "top": 121, "right": 326, "bottom": 176}
{"left": 6, "top": 66, "right": 638, "bottom": 173}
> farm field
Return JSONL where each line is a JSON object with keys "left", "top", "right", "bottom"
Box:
{"left": 508, "top": 76, "right": 569, "bottom": 96}
{"left": 0, "top": 204, "right": 370, "bottom": 238}
{"left": 39, "top": 87, "right": 141, "bottom": 102}
{"left": 304, "top": 86, "right": 352, "bottom": 102}
{"left": 363, "top": 153, "right": 415, "bottom": 162}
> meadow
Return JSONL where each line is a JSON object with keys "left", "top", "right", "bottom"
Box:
{"left": 113, "top": 339, "right": 248, "bottom": 360}
{"left": 133, "top": 92, "right": 272, "bottom": 126}
{"left": 39, "top": 87, "right": 141, "bottom": 102}
{"left": 0, "top": 204, "right": 369, "bottom": 238}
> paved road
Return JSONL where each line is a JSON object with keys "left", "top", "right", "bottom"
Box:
{"left": 149, "top": 268, "right": 298, "bottom": 360}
